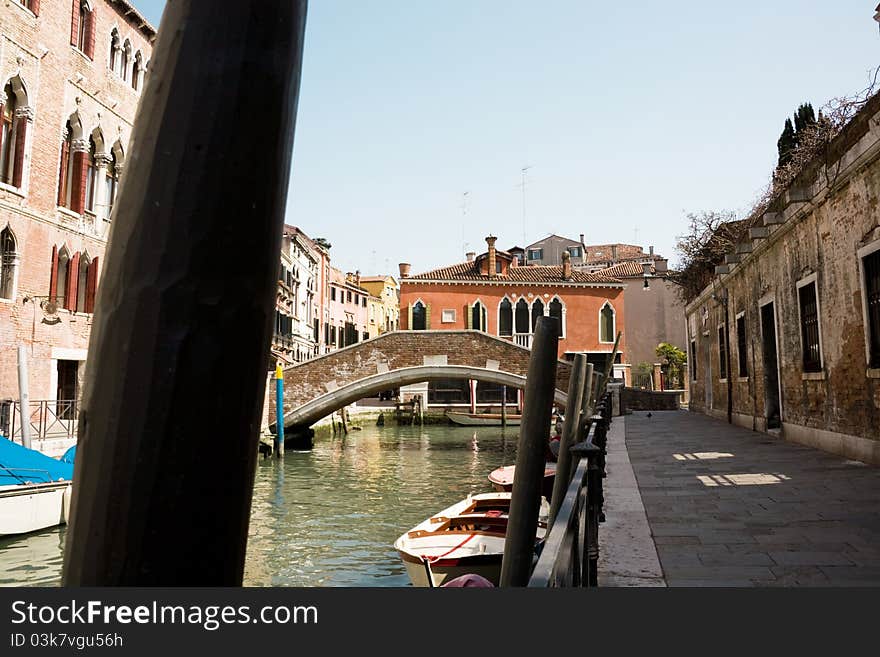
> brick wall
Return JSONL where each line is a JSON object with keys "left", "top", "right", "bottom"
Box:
{"left": 0, "top": 1, "right": 153, "bottom": 402}
{"left": 271, "top": 330, "right": 573, "bottom": 415}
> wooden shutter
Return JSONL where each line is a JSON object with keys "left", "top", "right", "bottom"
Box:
{"left": 85, "top": 9, "right": 96, "bottom": 59}
{"left": 85, "top": 256, "right": 98, "bottom": 313}
{"left": 70, "top": 0, "right": 80, "bottom": 46}
{"left": 425, "top": 304, "right": 431, "bottom": 330}
{"left": 466, "top": 303, "right": 472, "bottom": 329}
{"left": 31, "top": 0, "right": 40, "bottom": 16}
{"left": 66, "top": 252, "right": 80, "bottom": 310}
{"left": 70, "top": 151, "right": 87, "bottom": 213}
{"left": 57, "top": 138, "right": 70, "bottom": 206}
{"left": 49, "top": 245, "right": 58, "bottom": 299}
{"left": 407, "top": 303, "right": 412, "bottom": 330}
{"left": 12, "top": 115, "right": 27, "bottom": 188}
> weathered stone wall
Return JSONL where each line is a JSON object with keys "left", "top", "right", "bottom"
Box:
{"left": 622, "top": 387, "right": 681, "bottom": 412}
{"left": 272, "top": 330, "right": 573, "bottom": 415}
{"left": 686, "top": 95, "right": 880, "bottom": 463}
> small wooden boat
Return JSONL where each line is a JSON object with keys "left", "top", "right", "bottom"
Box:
{"left": 0, "top": 437, "right": 74, "bottom": 537}
{"left": 445, "top": 411, "right": 521, "bottom": 426}
{"left": 488, "top": 463, "right": 557, "bottom": 501}
{"left": 394, "top": 491, "right": 547, "bottom": 587}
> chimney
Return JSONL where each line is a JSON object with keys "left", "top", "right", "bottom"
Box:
{"left": 579, "top": 233, "right": 584, "bottom": 245}
{"left": 398, "top": 263, "right": 411, "bottom": 279}
{"left": 355, "top": 269, "right": 361, "bottom": 288}
{"left": 562, "top": 250, "right": 572, "bottom": 280}
{"left": 466, "top": 252, "right": 475, "bottom": 262}
{"left": 655, "top": 258, "right": 668, "bottom": 273}
{"left": 611, "top": 245, "right": 618, "bottom": 261}
{"left": 649, "top": 245, "right": 654, "bottom": 256}
{"left": 486, "top": 235, "right": 497, "bottom": 277}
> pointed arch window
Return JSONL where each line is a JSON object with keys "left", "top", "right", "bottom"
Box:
{"left": 498, "top": 298, "right": 513, "bottom": 336}
{"left": 58, "top": 121, "right": 74, "bottom": 208}
{"left": 51, "top": 247, "right": 70, "bottom": 306}
{"left": 0, "top": 85, "right": 16, "bottom": 185}
{"left": 132, "top": 51, "right": 144, "bottom": 90}
{"left": 531, "top": 298, "right": 545, "bottom": 332}
{"left": 109, "top": 29, "right": 120, "bottom": 71}
{"left": 84, "top": 136, "right": 97, "bottom": 212}
{"left": 76, "top": 254, "right": 90, "bottom": 312}
{"left": 0, "top": 227, "right": 18, "bottom": 299}
{"left": 549, "top": 297, "right": 564, "bottom": 338}
{"left": 104, "top": 149, "right": 118, "bottom": 218}
{"left": 1, "top": 80, "right": 29, "bottom": 189}
{"left": 73, "top": 1, "right": 95, "bottom": 59}
{"left": 514, "top": 298, "right": 529, "bottom": 334}
{"left": 470, "top": 300, "right": 487, "bottom": 332}
{"left": 600, "top": 302, "right": 616, "bottom": 343}
{"left": 121, "top": 40, "right": 132, "bottom": 81}
{"left": 412, "top": 301, "right": 426, "bottom": 330}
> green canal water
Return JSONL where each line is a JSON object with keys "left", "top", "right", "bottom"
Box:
{"left": 0, "top": 423, "right": 521, "bottom": 587}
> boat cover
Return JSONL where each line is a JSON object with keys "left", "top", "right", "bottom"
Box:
{"left": 60, "top": 445, "right": 76, "bottom": 464}
{"left": 0, "top": 437, "right": 74, "bottom": 485}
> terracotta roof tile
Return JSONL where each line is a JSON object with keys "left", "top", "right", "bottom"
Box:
{"left": 405, "top": 261, "right": 622, "bottom": 285}
{"left": 595, "top": 261, "right": 656, "bottom": 277}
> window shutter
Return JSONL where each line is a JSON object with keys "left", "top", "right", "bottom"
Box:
{"left": 85, "top": 256, "right": 98, "bottom": 313}
{"left": 49, "top": 245, "right": 58, "bottom": 299}
{"left": 85, "top": 9, "right": 96, "bottom": 59}
{"left": 66, "top": 252, "right": 80, "bottom": 310}
{"left": 12, "top": 115, "right": 27, "bottom": 188}
{"left": 57, "top": 138, "right": 70, "bottom": 206}
{"left": 31, "top": 0, "right": 40, "bottom": 17}
{"left": 70, "top": 0, "right": 80, "bottom": 46}
{"left": 425, "top": 304, "right": 431, "bottom": 330}
{"left": 466, "top": 303, "right": 472, "bottom": 329}
{"left": 407, "top": 303, "right": 412, "bottom": 330}
{"left": 70, "top": 151, "right": 87, "bottom": 213}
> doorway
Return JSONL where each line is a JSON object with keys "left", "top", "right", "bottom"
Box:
{"left": 56, "top": 359, "right": 79, "bottom": 420}
{"left": 760, "top": 301, "right": 781, "bottom": 429}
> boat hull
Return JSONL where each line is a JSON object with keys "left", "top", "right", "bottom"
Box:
{"left": 488, "top": 464, "right": 557, "bottom": 501}
{"left": 398, "top": 550, "right": 504, "bottom": 587}
{"left": 0, "top": 482, "right": 71, "bottom": 537}
{"left": 446, "top": 411, "right": 521, "bottom": 426}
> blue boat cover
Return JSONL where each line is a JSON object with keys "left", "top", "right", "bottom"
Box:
{"left": 60, "top": 445, "right": 76, "bottom": 464}
{"left": 0, "top": 436, "right": 74, "bottom": 485}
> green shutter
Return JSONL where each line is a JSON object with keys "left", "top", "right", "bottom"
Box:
{"left": 425, "top": 304, "right": 431, "bottom": 330}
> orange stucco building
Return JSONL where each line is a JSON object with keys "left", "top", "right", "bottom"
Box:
{"left": 399, "top": 236, "right": 629, "bottom": 389}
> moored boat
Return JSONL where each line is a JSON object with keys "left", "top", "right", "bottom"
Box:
{"left": 445, "top": 411, "right": 522, "bottom": 426}
{"left": 488, "top": 463, "right": 557, "bottom": 501}
{"left": 394, "top": 491, "right": 547, "bottom": 587}
{"left": 0, "top": 437, "right": 74, "bottom": 537}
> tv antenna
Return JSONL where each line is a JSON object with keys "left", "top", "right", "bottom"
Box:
{"left": 461, "top": 191, "right": 470, "bottom": 257}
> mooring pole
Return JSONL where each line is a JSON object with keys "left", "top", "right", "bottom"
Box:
{"left": 62, "top": 0, "right": 308, "bottom": 585}
{"left": 501, "top": 385, "right": 507, "bottom": 427}
{"left": 548, "top": 353, "right": 586, "bottom": 528}
{"left": 500, "top": 316, "right": 559, "bottom": 587}
{"left": 16, "top": 346, "right": 31, "bottom": 449}
{"left": 275, "top": 363, "right": 285, "bottom": 458}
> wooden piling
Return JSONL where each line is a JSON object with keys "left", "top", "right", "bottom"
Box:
{"left": 501, "top": 385, "right": 507, "bottom": 427}
{"left": 548, "top": 353, "right": 587, "bottom": 528}
{"left": 500, "top": 316, "right": 559, "bottom": 587}
{"left": 62, "top": 0, "right": 308, "bottom": 585}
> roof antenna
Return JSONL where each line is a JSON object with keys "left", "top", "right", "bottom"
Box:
{"left": 517, "top": 166, "right": 531, "bottom": 246}
{"left": 461, "top": 191, "right": 470, "bottom": 257}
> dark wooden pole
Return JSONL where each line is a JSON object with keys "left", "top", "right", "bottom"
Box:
{"left": 500, "top": 316, "right": 559, "bottom": 587}
{"left": 62, "top": 0, "right": 308, "bottom": 585}
{"left": 548, "top": 353, "right": 586, "bottom": 528}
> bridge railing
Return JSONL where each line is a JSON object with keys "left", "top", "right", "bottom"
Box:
{"left": 528, "top": 392, "right": 612, "bottom": 587}
{"left": 0, "top": 399, "right": 79, "bottom": 443}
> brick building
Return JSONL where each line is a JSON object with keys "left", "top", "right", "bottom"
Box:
{"left": 398, "top": 235, "right": 628, "bottom": 408}
{"left": 272, "top": 225, "right": 320, "bottom": 365}
{"left": 0, "top": 1, "right": 153, "bottom": 416}
{"left": 685, "top": 92, "right": 880, "bottom": 464}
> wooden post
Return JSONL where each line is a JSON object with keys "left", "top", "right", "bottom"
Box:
{"left": 548, "top": 353, "right": 586, "bottom": 528}
{"left": 501, "top": 385, "right": 507, "bottom": 427}
{"left": 500, "top": 316, "right": 559, "bottom": 587}
{"left": 62, "top": 0, "right": 308, "bottom": 585}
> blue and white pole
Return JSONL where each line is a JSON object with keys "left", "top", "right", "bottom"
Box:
{"left": 275, "top": 363, "right": 285, "bottom": 457}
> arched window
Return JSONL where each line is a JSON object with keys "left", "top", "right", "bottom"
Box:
{"left": 76, "top": 254, "right": 90, "bottom": 312}
{"left": 531, "top": 298, "right": 544, "bottom": 332}
{"left": 121, "top": 40, "right": 132, "bottom": 81}
{"left": 514, "top": 298, "right": 529, "bottom": 334}
{"left": 0, "top": 227, "right": 18, "bottom": 299}
{"left": 109, "top": 29, "right": 120, "bottom": 71}
{"left": 600, "top": 302, "right": 616, "bottom": 343}
{"left": 549, "top": 297, "right": 564, "bottom": 337}
{"left": 104, "top": 147, "right": 119, "bottom": 218}
{"left": 132, "top": 51, "right": 143, "bottom": 90}
{"left": 470, "top": 300, "right": 487, "bottom": 331}
{"left": 54, "top": 247, "right": 70, "bottom": 306}
{"left": 74, "top": 1, "right": 95, "bottom": 59}
{"left": 412, "top": 301, "right": 426, "bottom": 330}
{"left": 58, "top": 118, "right": 78, "bottom": 208}
{"left": 1, "top": 83, "right": 17, "bottom": 185}
{"left": 498, "top": 298, "right": 513, "bottom": 336}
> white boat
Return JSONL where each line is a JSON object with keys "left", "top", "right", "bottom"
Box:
{"left": 488, "top": 463, "right": 557, "bottom": 501}
{"left": 445, "top": 411, "right": 522, "bottom": 426}
{"left": 394, "top": 491, "right": 547, "bottom": 587}
{"left": 0, "top": 437, "right": 75, "bottom": 537}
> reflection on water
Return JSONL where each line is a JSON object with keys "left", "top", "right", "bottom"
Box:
{"left": 0, "top": 424, "right": 519, "bottom": 587}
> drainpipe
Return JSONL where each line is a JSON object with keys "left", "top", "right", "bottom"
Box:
{"left": 722, "top": 288, "right": 733, "bottom": 425}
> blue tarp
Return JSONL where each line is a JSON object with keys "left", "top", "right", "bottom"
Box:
{"left": 60, "top": 445, "right": 76, "bottom": 464}
{"left": 0, "top": 436, "right": 74, "bottom": 485}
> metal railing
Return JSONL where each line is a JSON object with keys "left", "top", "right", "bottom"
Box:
{"left": 0, "top": 399, "right": 79, "bottom": 443}
{"left": 528, "top": 396, "right": 611, "bottom": 587}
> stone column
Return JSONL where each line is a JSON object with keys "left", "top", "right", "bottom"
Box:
{"left": 652, "top": 362, "right": 662, "bottom": 391}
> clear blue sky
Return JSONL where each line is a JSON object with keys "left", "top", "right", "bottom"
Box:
{"left": 134, "top": 1, "right": 879, "bottom": 274}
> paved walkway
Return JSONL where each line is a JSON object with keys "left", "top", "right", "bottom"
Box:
{"left": 622, "top": 411, "right": 880, "bottom": 586}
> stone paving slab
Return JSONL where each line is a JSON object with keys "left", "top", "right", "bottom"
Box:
{"left": 625, "top": 410, "right": 880, "bottom": 587}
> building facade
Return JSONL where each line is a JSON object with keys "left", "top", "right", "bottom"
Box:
{"left": 685, "top": 92, "right": 880, "bottom": 464}
{"left": 359, "top": 275, "right": 399, "bottom": 336}
{"left": 0, "top": 0, "right": 153, "bottom": 414}
{"left": 399, "top": 235, "right": 628, "bottom": 408}
{"left": 272, "top": 225, "right": 320, "bottom": 365}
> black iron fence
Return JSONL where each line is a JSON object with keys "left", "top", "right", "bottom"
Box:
{"left": 0, "top": 399, "right": 79, "bottom": 443}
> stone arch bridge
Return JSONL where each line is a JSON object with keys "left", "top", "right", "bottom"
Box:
{"left": 272, "top": 330, "right": 573, "bottom": 433}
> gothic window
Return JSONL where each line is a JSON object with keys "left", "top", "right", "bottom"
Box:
{"left": 549, "top": 297, "right": 564, "bottom": 337}
{"left": 132, "top": 51, "right": 144, "bottom": 90}
{"left": 531, "top": 298, "right": 544, "bottom": 332}
{"left": 514, "top": 298, "right": 529, "bottom": 334}
{"left": 104, "top": 149, "right": 118, "bottom": 219}
{"left": 74, "top": 1, "right": 95, "bottom": 59}
{"left": 85, "top": 137, "right": 98, "bottom": 212}
{"left": 471, "top": 300, "right": 486, "bottom": 331}
{"left": 121, "top": 40, "right": 132, "bottom": 81}
{"left": 863, "top": 248, "right": 880, "bottom": 369}
{"left": 110, "top": 29, "right": 120, "bottom": 71}
{"left": 600, "top": 302, "right": 615, "bottom": 343}
{"left": 412, "top": 301, "right": 426, "bottom": 331}
{"left": 498, "top": 298, "right": 513, "bottom": 336}
{"left": 0, "top": 84, "right": 16, "bottom": 185}
{"left": 0, "top": 80, "right": 28, "bottom": 189}
{"left": 0, "top": 227, "right": 18, "bottom": 299}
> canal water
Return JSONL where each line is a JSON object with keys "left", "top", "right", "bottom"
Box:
{"left": 0, "top": 423, "right": 521, "bottom": 587}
